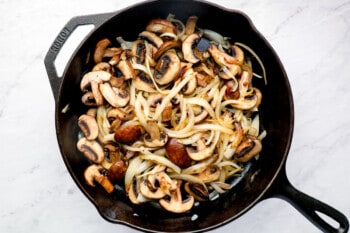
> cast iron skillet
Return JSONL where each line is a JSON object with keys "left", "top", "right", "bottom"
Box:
{"left": 44, "top": 0, "right": 349, "bottom": 232}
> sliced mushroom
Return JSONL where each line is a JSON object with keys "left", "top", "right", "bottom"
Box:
{"left": 227, "top": 45, "right": 245, "bottom": 65}
{"left": 127, "top": 177, "right": 141, "bottom": 204}
{"left": 77, "top": 137, "right": 104, "bottom": 164}
{"left": 84, "top": 164, "right": 114, "bottom": 193}
{"left": 186, "top": 132, "right": 219, "bottom": 161}
{"left": 180, "top": 67, "right": 197, "bottom": 95}
{"left": 146, "top": 18, "right": 176, "bottom": 35}
{"left": 184, "top": 16, "right": 198, "bottom": 36}
{"left": 80, "top": 70, "right": 112, "bottom": 92}
{"left": 159, "top": 180, "right": 194, "bottom": 213}
{"left": 78, "top": 114, "right": 99, "bottom": 140}
{"left": 90, "top": 80, "right": 104, "bottom": 106}
{"left": 132, "top": 39, "right": 146, "bottom": 64}
{"left": 107, "top": 160, "right": 127, "bottom": 183}
{"left": 234, "top": 135, "right": 262, "bottom": 163}
{"left": 154, "top": 40, "right": 181, "bottom": 61}
{"left": 101, "top": 143, "right": 122, "bottom": 169}
{"left": 182, "top": 33, "right": 201, "bottom": 64}
{"left": 92, "top": 62, "right": 114, "bottom": 74}
{"left": 99, "top": 83, "right": 130, "bottom": 108}
{"left": 143, "top": 120, "right": 168, "bottom": 147}
{"left": 109, "top": 76, "right": 125, "bottom": 88}
{"left": 81, "top": 92, "right": 97, "bottom": 106}
{"left": 208, "top": 44, "right": 241, "bottom": 66}
{"left": 154, "top": 50, "right": 181, "bottom": 85}
{"left": 140, "top": 172, "right": 176, "bottom": 199}
{"left": 107, "top": 107, "right": 134, "bottom": 122}
{"left": 117, "top": 59, "right": 136, "bottom": 80}
{"left": 184, "top": 182, "right": 209, "bottom": 202}
{"left": 229, "top": 87, "right": 262, "bottom": 110}
{"left": 165, "top": 138, "right": 192, "bottom": 168}
{"left": 134, "top": 71, "right": 156, "bottom": 92}
{"left": 139, "top": 31, "right": 163, "bottom": 48}
{"left": 94, "top": 38, "right": 111, "bottom": 63}
{"left": 196, "top": 165, "right": 220, "bottom": 183}
{"left": 224, "top": 79, "right": 240, "bottom": 100}
{"left": 114, "top": 125, "right": 142, "bottom": 144}
{"left": 230, "top": 121, "right": 244, "bottom": 149}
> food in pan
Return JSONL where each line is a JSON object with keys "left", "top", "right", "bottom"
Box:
{"left": 76, "top": 14, "right": 266, "bottom": 213}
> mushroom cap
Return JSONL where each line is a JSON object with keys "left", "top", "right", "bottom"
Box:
{"left": 165, "top": 138, "right": 192, "bottom": 168}
{"left": 114, "top": 125, "right": 142, "bottom": 144}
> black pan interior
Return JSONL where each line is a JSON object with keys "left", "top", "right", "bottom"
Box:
{"left": 55, "top": 0, "right": 294, "bottom": 232}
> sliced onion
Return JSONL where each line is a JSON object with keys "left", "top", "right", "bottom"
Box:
{"left": 153, "top": 74, "right": 193, "bottom": 120}
{"left": 169, "top": 173, "right": 207, "bottom": 191}
{"left": 178, "top": 132, "right": 203, "bottom": 145}
{"left": 125, "top": 156, "right": 143, "bottom": 192}
{"left": 234, "top": 42, "right": 267, "bottom": 85}
{"left": 182, "top": 155, "right": 216, "bottom": 175}
{"left": 193, "top": 123, "right": 232, "bottom": 135}
{"left": 139, "top": 154, "right": 181, "bottom": 174}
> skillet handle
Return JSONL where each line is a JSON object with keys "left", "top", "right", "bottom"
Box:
{"left": 269, "top": 169, "right": 349, "bottom": 233}
{"left": 44, "top": 12, "right": 114, "bottom": 101}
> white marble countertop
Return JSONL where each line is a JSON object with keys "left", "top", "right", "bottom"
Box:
{"left": 1, "top": 0, "right": 349, "bottom": 232}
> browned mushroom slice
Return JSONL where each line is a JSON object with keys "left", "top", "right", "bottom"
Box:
{"left": 208, "top": 44, "right": 242, "bottom": 66}
{"left": 234, "top": 135, "right": 262, "bottom": 163}
{"left": 184, "top": 16, "right": 198, "bottom": 36}
{"left": 224, "top": 79, "right": 240, "bottom": 100}
{"left": 99, "top": 83, "right": 130, "bottom": 108}
{"left": 101, "top": 143, "right": 122, "bottom": 169}
{"left": 131, "top": 39, "right": 146, "bottom": 64}
{"left": 81, "top": 92, "right": 97, "bottom": 106}
{"left": 139, "top": 31, "right": 163, "bottom": 48}
{"left": 117, "top": 59, "right": 136, "bottom": 80}
{"left": 77, "top": 137, "right": 104, "bottom": 164}
{"left": 184, "top": 182, "right": 209, "bottom": 202}
{"left": 186, "top": 133, "right": 219, "bottom": 161}
{"left": 180, "top": 68, "right": 197, "bottom": 95}
{"left": 165, "top": 138, "right": 192, "bottom": 168}
{"left": 229, "top": 87, "right": 262, "bottom": 110}
{"left": 134, "top": 70, "right": 156, "bottom": 92}
{"left": 90, "top": 80, "right": 104, "bottom": 106}
{"left": 94, "top": 38, "right": 111, "bottom": 63}
{"left": 182, "top": 33, "right": 201, "bottom": 64}
{"left": 154, "top": 50, "right": 181, "bottom": 85}
{"left": 140, "top": 172, "right": 176, "bottom": 199}
{"left": 196, "top": 165, "right": 220, "bottom": 183}
{"left": 227, "top": 45, "right": 245, "bottom": 65}
{"left": 146, "top": 18, "right": 177, "bottom": 35}
{"left": 159, "top": 180, "right": 194, "bottom": 213}
{"left": 154, "top": 40, "right": 181, "bottom": 61}
{"left": 92, "top": 62, "right": 114, "bottom": 74}
{"left": 80, "top": 70, "right": 112, "bottom": 92}
{"left": 114, "top": 125, "right": 142, "bottom": 144}
{"left": 84, "top": 164, "right": 114, "bottom": 193}
{"left": 78, "top": 114, "right": 99, "bottom": 140}
{"left": 143, "top": 120, "right": 168, "bottom": 147}
{"left": 230, "top": 121, "right": 244, "bottom": 149}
